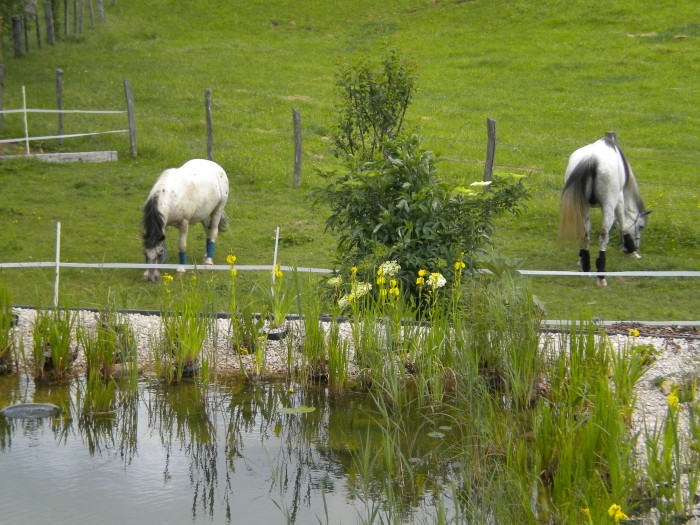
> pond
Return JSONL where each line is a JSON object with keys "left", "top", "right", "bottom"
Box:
{"left": 0, "top": 373, "right": 456, "bottom": 524}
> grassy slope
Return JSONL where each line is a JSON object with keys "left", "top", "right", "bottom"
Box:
{"left": 0, "top": 0, "right": 698, "bottom": 319}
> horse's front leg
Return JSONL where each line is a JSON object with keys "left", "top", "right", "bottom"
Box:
{"left": 177, "top": 221, "right": 189, "bottom": 274}
{"left": 596, "top": 209, "right": 615, "bottom": 287}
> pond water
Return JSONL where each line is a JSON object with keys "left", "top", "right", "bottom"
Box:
{"left": 0, "top": 373, "right": 454, "bottom": 524}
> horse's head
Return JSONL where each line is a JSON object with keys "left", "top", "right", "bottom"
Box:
{"left": 623, "top": 209, "right": 652, "bottom": 254}
{"left": 143, "top": 235, "right": 165, "bottom": 282}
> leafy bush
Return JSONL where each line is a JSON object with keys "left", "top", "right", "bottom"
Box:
{"left": 332, "top": 47, "right": 416, "bottom": 163}
{"left": 314, "top": 133, "right": 527, "bottom": 298}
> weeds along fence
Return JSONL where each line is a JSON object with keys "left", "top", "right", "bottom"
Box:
{"left": 0, "top": 74, "right": 137, "bottom": 160}
{"left": 0, "top": 222, "right": 698, "bottom": 319}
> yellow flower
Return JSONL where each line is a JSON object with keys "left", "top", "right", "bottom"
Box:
{"left": 389, "top": 286, "right": 399, "bottom": 297}
{"left": 226, "top": 254, "right": 237, "bottom": 265}
{"left": 376, "top": 276, "right": 387, "bottom": 285}
{"left": 418, "top": 269, "right": 426, "bottom": 277}
{"left": 628, "top": 328, "right": 640, "bottom": 337}
{"left": 389, "top": 279, "right": 397, "bottom": 287}
{"left": 607, "top": 504, "right": 629, "bottom": 522}
{"left": 454, "top": 260, "right": 466, "bottom": 271}
{"left": 273, "top": 264, "right": 283, "bottom": 279}
{"left": 608, "top": 504, "right": 621, "bottom": 517}
{"left": 230, "top": 268, "right": 238, "bottom": 278}
{"left": 351, "top": 266, "right": 358, "bottom": 275}
{"left": 379, "top": 288, "right": 388, "bottom": 297}
{"left": 416, "top": 276, "right": 425, "bottom": 286}
{"left": 377, "top": 268, "right": 384, "bottom": 276}
{"left": 668, "top": 390, "right": 679, "bottom": 411}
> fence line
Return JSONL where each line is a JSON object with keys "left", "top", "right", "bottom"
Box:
{"left": 1, "top": 260, "right": 697, "bottom": 279}
{"left": 0, "top": 80, "right": 136, "bottom": 157}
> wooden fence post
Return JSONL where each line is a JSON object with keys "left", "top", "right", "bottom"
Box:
{"left": 97, "top": 0, "right": 104, "bottom": 21}
{"left": 292, "top": 109, "right": 302, "bottom": 187}
{"left": 12, "top": 15, "right": 24, "bottom": 57}
{"left": 35, "top": 11, "right": 41, "bottom": 49}
{"left": 22, "top": 14, "right": 29, "bottom": 54}
{"left": 88, "top": 0, "right": 94, "bottom": 27}
{"left": 483, "top": 117, "right": 497, "bottom": 181}
{"left": 44, "top": 2, "right": 55, "bottom": 45}
{"left": 64, "top": 0, "right": 68, "bottom": 36}
{"left": 205, "top": 88, "right": 213, "bottom": 161}
{"left": 0, "top": 65, "right": 4, "bottom": 132}
{"left": 123, "top": 78, "right": 137, "bottom": 157}
{"left": 56, "top": 69, "right": 64, "bottom": 144}
{"left": 73, "top": 0, "right": 77, "bottom": 34}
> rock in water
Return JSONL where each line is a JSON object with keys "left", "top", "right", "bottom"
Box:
{"left": 0, "top": 403, "right": 62, "bottom": 420}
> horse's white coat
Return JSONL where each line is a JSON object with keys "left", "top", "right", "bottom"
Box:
{"left": 559, "top": 138, "right": 649, "bottom": 286}
{"left": 143, "top": 159, "right": 229, "bottom": 281}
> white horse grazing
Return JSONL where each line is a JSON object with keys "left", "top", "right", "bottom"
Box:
{"left": 558, "top": 137, "right": 650, "bottom": 286}
{"left": 142, "top": 159, "right": 229, "bottom": 282}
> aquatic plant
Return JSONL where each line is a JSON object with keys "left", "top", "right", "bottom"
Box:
{"left": 0, "top": 285, "right": 15, "bottom": 374}
{"left": 32, "top": 308, "right": 77, "bottom": 381}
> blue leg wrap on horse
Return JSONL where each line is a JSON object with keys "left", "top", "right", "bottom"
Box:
{"left": 179, "top": 251, "right": 187, "bottom": 265}
{"left": 579, "top": 249, "right": 591, "bottom": 273}
{"left": 206, "top": 239, "right": 215, "bottom": 259}
{"left": 623, "top": 234, "right": 636, "bottom": 253}
{"left": 596, "top": 251, "right": 606, "bottom": 278}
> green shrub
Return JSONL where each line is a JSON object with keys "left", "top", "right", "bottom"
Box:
{"left": 315, "top": 133, "right": 527, "bottom": 299}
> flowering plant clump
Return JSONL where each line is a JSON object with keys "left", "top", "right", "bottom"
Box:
{"left": 378, "top": 260, "right": 401, "bottom": 278}
{"left": 427, "top": 272, "right": 446, "bottom": 289}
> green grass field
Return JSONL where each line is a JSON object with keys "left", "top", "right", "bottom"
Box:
{"left": 1, "top": 0, "right": 698, "bottom": 320}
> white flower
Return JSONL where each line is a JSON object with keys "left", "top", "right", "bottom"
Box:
{"left": 338, "top": 295, "right": 349, "bottom": 310}
{"left": 327, "top": 276, "right": 343, "bottom": 287}
{"left": 470, "top": 180, "right": 492, "bottom": 187}
{"left": 379, "top": 260, "right": 401, "bottom": 277}
{"left": 352, "top": 281, "right": 372, "bottom": 298}
{"left": 427, "top": 272, "right": 446, "bottom": 289}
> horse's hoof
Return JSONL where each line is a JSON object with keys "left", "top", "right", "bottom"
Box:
{"left": 632, "top": 251, "right": 642, "bottom": 259}
{"left": 203, "top": 257, "right": 213, "bottom": 265}
{"left": 176, "top": 266, "right": 186, "bottom": 274}
{"left": 597, "top": 278, "right": 608, "bottom": 287}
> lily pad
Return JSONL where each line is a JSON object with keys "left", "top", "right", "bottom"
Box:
{"left": 280, "top": 406, "right": 316, "bottom": 414}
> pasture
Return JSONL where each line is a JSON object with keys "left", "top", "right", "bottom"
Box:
{"left": 0, "top": 0, "right": 698, "bottom": 320}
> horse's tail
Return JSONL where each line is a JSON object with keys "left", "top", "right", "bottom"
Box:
{"left": 558, "top": 157, "right": 595, "bottom": 244}
{"left": 142, "top": 195, "right": 165, "bottom": 248}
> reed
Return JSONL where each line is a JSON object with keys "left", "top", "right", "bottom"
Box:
{"left": 156, "top": 274, "right": 215, "bottom": 384}
{"left": 0, "top": 285, "right": 15, "bottom": 374}
{"left": 32, "top": 308, "right": 77, "bottom": 381}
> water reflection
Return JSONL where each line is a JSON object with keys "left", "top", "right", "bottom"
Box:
{"left": 0, "top": 374, "right": 453, "bottom": 524}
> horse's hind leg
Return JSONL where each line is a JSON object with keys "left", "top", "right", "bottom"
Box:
{"left": 177, "top": 222, "right": 189, "bottom": 274}
{"left": 202, "top": 207, "right": 224, "bottom": 265}
{"left": 578, "top": 207, "right": 592, "bottom": 272}
{"left": 596, "top": 209, "right": 615, "bottom": 287}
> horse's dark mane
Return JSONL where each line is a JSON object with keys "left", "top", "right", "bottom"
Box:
{"left": 142, "top": 195, "right": 165, "bottom": 249}
{"left": 603, "top": 137, "right": 647, "bottom": 212}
